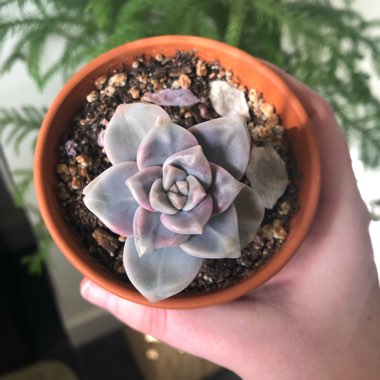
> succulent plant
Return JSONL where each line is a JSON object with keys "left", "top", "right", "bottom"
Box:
{"left": 82, "top": 98, "right": 287, "bottom": 302}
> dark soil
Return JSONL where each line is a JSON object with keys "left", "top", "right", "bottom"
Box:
{"left": 56, "top": 51, "right": 299, "bottom": 295}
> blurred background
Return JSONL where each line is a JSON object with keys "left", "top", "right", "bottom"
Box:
{"left": 0, "top": 0, "right": 379, "bottom": 379}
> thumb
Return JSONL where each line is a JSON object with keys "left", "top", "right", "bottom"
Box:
{"left": 80, "top": 278, "right": 261, "bottom": 375}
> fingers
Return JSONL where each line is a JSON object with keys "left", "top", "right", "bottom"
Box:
{"left": 80, "top": 278, "right": 267, "bottom": 375}
{"left": 80, "top": 278, "right": 171, "bottom": 339}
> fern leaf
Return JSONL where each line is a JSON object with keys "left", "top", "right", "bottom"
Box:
{"left": 0, "top": 37, "right": 27, "bottom": 74}
{"left": 85, "top": 0, "right": 114, "bottom": 31}
{"left": 0, "top": 4, "right": 99, "bottom": 86}
{"left": 20, "top": 234, "right": 52, "bottom": 275}
{"left": 27, "top": 27, "right": 49, "bottom": 89}
{"left": 0, "top": 105, "right": 46, "bottom": 153}
{"left": 12, "top": 168, "right": 34, "bottom": 207}
{"left": 24, "top": 220, "right": 53, "bottom": 274}
{"left": 225, "top": 0, "right": 246, "bottom": 46}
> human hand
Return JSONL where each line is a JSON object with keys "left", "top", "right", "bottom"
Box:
{"left": 80, "top": 64, "right": 380, "bottom": 380}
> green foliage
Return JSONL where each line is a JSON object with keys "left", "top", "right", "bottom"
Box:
{"left": 10, "top": 167, "right": 53, "bottom": 274}
{"left": 0, "top": 105, "right": 48, "bottom": 274}
{"left": 20, "top": 220, "right": 53, "bottom": 274}
{"left": 225, "top": 0, "right": 246, "bottom": 46}
{"left": 1, "top": 0, "right": 379, "bottom": 165}
{"left": 12, "top": 168, "right": 34, "bottom": 207}
{"left": 11, "top": 170, "right": 52, "bottom": 274}
{"left": 0, "top": 105, "right": 46, "bottom": 153}
{"left": 370, "top": 199, "right": 380, "bottom": 221}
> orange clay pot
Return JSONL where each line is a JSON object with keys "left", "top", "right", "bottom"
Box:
{"left": 34, "top": 36, "right": 321, "bottom": 309}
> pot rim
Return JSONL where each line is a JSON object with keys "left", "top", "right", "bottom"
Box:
{"left": 34, "top": 35, "right": 321, "bottom": 309}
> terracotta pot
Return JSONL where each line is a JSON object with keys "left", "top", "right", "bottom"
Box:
{"left": 34, "top": 35, "right": 321, "bottom": 309}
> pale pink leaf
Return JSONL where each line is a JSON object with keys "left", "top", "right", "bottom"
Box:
{"left": 246, "top": 146, "right": 289, "bottom": 209}
{"left": 123, "top": 238, "right": 202, "bottom": 303}
{"left": 142, "top": 89, "right": 200, "bottom": 106}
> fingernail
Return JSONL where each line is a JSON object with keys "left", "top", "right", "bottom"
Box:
{"left": 80, "top": 278, "right": 92, "bottom": 299}
{"left": 80, "top": 279, "right": 109, "bottom": 309}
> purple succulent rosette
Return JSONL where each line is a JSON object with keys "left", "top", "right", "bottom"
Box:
{"left": 83, "top": 102, "right": 266, "bottom": 302}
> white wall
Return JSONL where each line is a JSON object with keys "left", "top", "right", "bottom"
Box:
{"left": 0, "top": 0, "right": 379, "bottom": 346}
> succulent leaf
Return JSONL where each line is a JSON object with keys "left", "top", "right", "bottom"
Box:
{"left": 83, "top": 162, "right": 139, "bottom": 236}
{"left": 149, "top": 178, "right": 178, "bottom": 215}
{"left": 209, "top": 80, "right": 250, "bottom": 119}
{"left": 189, "top": 115, "right": 250, "bottom": 180}
{"left": 169, "top": 183, "right": 179, "bottom": 193}
{"left": 167, "top": 192, "right": 188, "bottom": 210}
{"left": 133, "top": 206, "right": 190, "bottom": 257}
{"left": 162, "top": 165, "right": 188, "bottom": 191}
{"left": 176, "top": 180, "right": 189, "bottom": 195}
{"left": 163, "top": 145, "right": 212, "bottom": 190}
{"left": 123, "top": 238, "right": 203, "bottom": 303}
{"left": 137, "top": 116, "right": 198, "bottom": 170}
{"left": 208, "top": 163, "right": 245, "bottom": 215}
{"left": 181, "top": 205, "right": 241, "bottom": 259}
{"left": 182, "top": 175, "right": 206, "bottom": 211}
{"left": 104, "top": 103, "right": 171, "bottom": 164}
{"left": 161, "top": 195, "right": 213, "bottom": 235}
{"left": 126, "top": 166, "right": 162, "bottom": 212}
{"left": 97, "top": 129, "right": 106, "bottom": 147}
{"left": 233, "top": 185, "right": 265, "bottom": 248}
{"left": 246, "top": 146, "right": 289, "bottom": 209}
{"left": 141, "top": 89, "right": 200, "bottom": 107}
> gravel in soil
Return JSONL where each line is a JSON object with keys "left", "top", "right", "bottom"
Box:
{"left": 56, "top": 51, "right": 300, "bottom": 295}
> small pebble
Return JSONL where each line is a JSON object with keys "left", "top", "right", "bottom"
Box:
{"left": 248, "top": 88, "right": 259, "bottom": 104}
{"left": 79, "top": 167, "right": 89, "bottom": 178}
{"left": 178, "top": 74, "right": 191, "bottom": 89}
{"left": 129, "top": 87, "right": 140, "bottom": 99}
{"left": 260, "top": 103, "right": 274, "bottom": 118}
{"left": 103, "top": 86, "right": 115, "bottom": 97}
{"left": 155, "top": 53, "right": 163, "bottom": 62}
{"left": 280, "top": 201, "right": 291, "bottom": 215}
{"left": 56, "top": 163, "right": 68, "bottom": 175}
{"left": 86, "top": 90, "right": 98, "bottom": 103}
{"left": 71, "top": 176, "right": 82, "bottom": 190}
{"left": 171, "top": 80, "right": 180, "bottom": 89}
{"left": 108, "top": 73, "right": 127, "bottom": 87}
{"left": 138, "top": 74, "right": 148, "bottom": 84}
{"left": 266, "top": 113, "right": 280, "bottom": 129}
{"left": 95, "top": 75, "right": 107, "bottom": 90}
{"left": 196, "top": 60, "right": 207, "bottom": 76}
{"left": 76, "top": 154, "right": 92, "bottom": 168}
